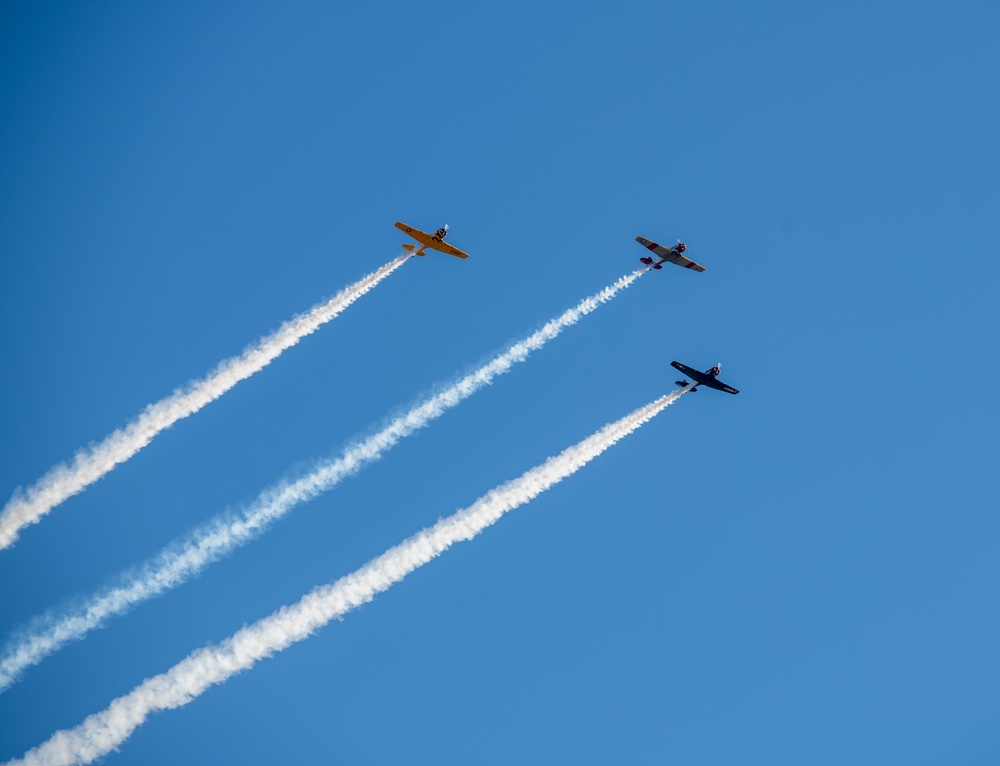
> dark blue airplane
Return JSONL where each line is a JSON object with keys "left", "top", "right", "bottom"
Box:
{"left": 672, "top": 361, "right": 740, "bottom": 395}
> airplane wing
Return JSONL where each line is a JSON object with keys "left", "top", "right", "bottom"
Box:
{"left": 636, "top": 236, "right": 672, "bottom": 258}
{"left": 395, "top": 222, "right": 432, "bottom": 245}
{"left": 664, "top": 252, "right": 707, "bottom": 273}
{"left": 700, "top": 378, "right": 740, "bottom": 395}
{"left": 670, "top": 361, "right": 701, "bottom": 379}
{"left": 427, "top": 240, "right": 470, "bottom": 259}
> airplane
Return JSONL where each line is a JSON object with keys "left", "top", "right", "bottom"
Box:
{"left": 636, "top": 236, "right": 706, "bottom": 272}
{"left": 671, "top": 361, "right": 739, "bottom": 394}
{"left": 395, "top": 222, "right": 470, "bottom": 259}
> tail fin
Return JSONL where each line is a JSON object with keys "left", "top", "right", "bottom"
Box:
{"left": 402, "top": 244, "right": 423, "bottom": 255}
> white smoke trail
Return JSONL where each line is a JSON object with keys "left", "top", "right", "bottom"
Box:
{"left": 0, "top": 268, "right": 648, "bottom": 692}
{"left": 6, "top": 387, "right": 687, "bottom": 766}
{"left": 0, "top": 255, "right": 411, "bottom": 550}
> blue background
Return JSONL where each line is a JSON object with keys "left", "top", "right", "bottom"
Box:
{"left": 2, "top": 2, "right": 998, "bottom": 763}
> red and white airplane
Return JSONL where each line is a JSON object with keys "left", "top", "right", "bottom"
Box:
{"left": 636, "top": 236, "right": 706, "bottom": 272}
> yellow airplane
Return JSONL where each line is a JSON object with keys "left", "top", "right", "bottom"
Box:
{"left": 395, "top": 222, "right": 470, "bottom": 259}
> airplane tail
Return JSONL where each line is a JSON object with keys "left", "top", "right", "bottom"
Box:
{"left": 401, "top": 244, "right": 424, "bottom": 256}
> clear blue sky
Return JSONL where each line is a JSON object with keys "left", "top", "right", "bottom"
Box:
{"left": 2, "top": 2, "right": 999, "bottom": 763}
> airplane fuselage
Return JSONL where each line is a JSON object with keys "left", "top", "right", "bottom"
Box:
{"left": 401, "top": 225, "right": 447, "bottom": 255}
